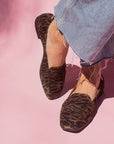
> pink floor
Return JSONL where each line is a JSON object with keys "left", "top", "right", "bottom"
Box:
{"left": 0, "top": 0, "right": 114, "bottom": 144}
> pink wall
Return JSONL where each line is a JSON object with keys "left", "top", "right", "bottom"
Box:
{"left": 0, "top": 0, "right": 114, "bottom": 144}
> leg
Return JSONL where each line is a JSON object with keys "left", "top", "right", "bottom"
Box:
{"left": 47, "top": 18, "right": 101, "bottom": 100}
{"left": 73, "top": 63, "right": 101, "bottom": 101}
{"left": 46, "top": 19, "right": 69, "bottom": 68}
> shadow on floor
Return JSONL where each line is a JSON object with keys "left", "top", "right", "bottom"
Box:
{"left": 95, "top": 59, "right": 114, "bottom": 111}
{"left": 60, "top": 64, "right": 80, "bottom": 96}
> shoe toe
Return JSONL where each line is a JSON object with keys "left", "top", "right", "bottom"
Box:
{"left": 60, "top": 93, "right": 95, "bottom": 132}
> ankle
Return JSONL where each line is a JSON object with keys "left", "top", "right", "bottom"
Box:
{"left": 47, "top": 19, "right": 69, "bottom": 47}
{"left": 47, "top": 19, "right": 61, "bottom": 43}
{"left": 81, "top": 63, "right": 101, "bottom": 88}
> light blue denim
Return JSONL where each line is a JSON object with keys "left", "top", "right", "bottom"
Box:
{"left": 54, "top": 0, "right": 114, "bottom": 66}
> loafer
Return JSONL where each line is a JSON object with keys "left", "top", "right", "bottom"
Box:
{"left": 35, "top": 13, "right": 66, "bottom": 100}
{"left": 60, "top": 75, "right": 104, "bottom": 132}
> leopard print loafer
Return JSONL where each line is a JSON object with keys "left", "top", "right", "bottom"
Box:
{"left": 35, "top": 13, "right": 66, "bottom": 100}
{"left": 60, "top": 75, "right": 104, "bottom": 133}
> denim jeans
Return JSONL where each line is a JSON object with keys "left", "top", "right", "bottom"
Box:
{"left": 54, "top": 0, "right": 114, "bottom": 66}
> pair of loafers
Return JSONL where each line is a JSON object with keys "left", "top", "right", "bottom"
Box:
{"left": 35, "top": 13, "right": 104, "bottom": 133}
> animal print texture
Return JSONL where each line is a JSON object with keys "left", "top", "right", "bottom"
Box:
{"left": 60, "top": 75, "right": 104, "bottom": 132}
{"left": 35, "top": 13, "right": 66, "bottom": 100}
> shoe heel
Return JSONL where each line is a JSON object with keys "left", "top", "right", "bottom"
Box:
{"left": 35, "top": 13, "right": 53, "bottom": 39}
{"left": 35, "top": 16, "right": 41, "bottom": 39}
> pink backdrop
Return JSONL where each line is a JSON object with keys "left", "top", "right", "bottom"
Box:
{"left": 0, "top": 0, "right": 114, "bottom": 144}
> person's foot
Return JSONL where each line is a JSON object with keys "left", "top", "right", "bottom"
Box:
{"left": 46, "top": 19, "right": 69, "bottom": 68}
{"left": 35, "top": 13, "right": 69, "bottom": 99}
{"left": 60, "top": 63, "right": 104, "bottom": 133}
{"left": 72, "top": 63, "right": 101, "bottom": 101}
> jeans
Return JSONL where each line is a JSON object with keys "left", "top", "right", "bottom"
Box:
{"left": 54, "top": 0, "right": 114, "bottom": 66}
